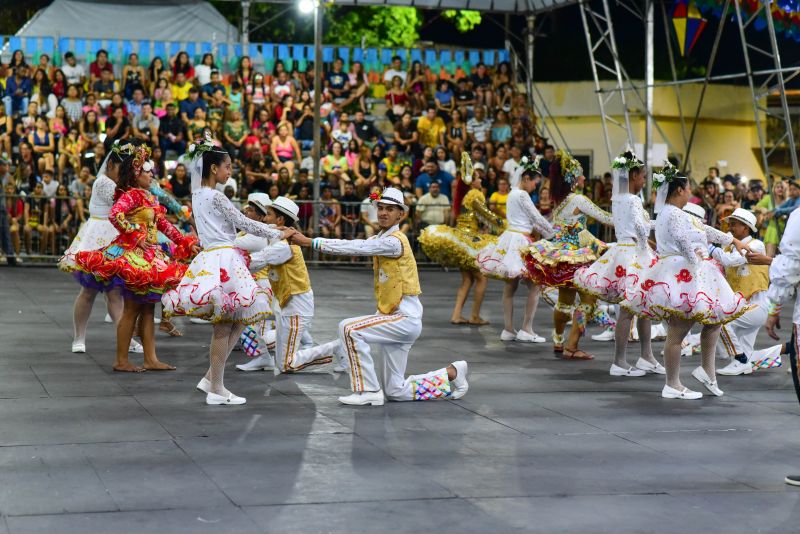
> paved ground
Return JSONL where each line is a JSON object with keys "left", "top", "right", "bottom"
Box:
{"left": 0, "top": 266, "right": 799, "bottom": 533}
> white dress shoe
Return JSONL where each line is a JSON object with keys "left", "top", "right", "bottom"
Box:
{"left": 500, "top": 329, "right": 517, "bottom": 341}
{"left": 196, "top": 377, "right": 211, "bottom": 393}
{"left": 635, "top": 358, "right": 666, "bottom": 374}
{"left": 662, "top": 384, "right": 703, "bottom": 400}
{"left": 717, "top": 359, "right": 753, "bottom": 376}
{"left": 591, "top": 328, "right": 616, "bottom": 342}
{"left": 190, "top": 317, "right": 211, "bottom": 324}
{"left": 104, "top": 313, "right": 113, "bottom": 324}
{"left": 206, "top": 391, "right": 246, "bottom": 405}
{"left": 692, "top": 366, "right": 724, "bottom": 396}
{"left": 450, "top": 360, "right": 469, "bottom": 399}
{"left": 235, "top": 354, "right": 275, "bottom": 372}
{"left": 129, "top": 340, "right": 144, "bottom": 354}
{"left": 338, "top": 391, "right": 385, "bottom": 406}
{"left": 516, "top": 330, "right": 545, "bottom": 343}
{"left": 71, "top": 342, "right": 86, "bottom": 353}
{"left": 610, "top": 364, "right": 646, "bottom": 377}
{"left": 153, "top": 317, "right": 161, "bottom": 325}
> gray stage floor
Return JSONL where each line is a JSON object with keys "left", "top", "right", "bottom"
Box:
{"left": 1, "top": 266, "right": 799, "bottom": 533}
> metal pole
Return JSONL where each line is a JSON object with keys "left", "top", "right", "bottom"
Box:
{"left": 241, "top": 1, "right": 251, "bottom": 48}
{"left": 311, "top": 2, "right": 323, "bottom": 236}
{"left": 660, "top": 0, "right": 689, "bottom": 155}
{"left": 644, "top": 0, "right": 654, "bottom": 199}
{"left": 525, "top": 13, "right": 535, "bottom": 118}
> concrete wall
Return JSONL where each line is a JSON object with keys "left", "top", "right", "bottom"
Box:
{"left": 535, "top": 81, "right": 763, "bottom": 180}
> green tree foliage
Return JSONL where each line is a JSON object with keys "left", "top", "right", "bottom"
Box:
{"left": 327, "top": 6, "right": 420, "bottom": 48}
{"left": 442, "top": 10, "right": 482, "bottom": 32}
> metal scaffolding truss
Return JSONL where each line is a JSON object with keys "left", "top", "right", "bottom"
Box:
{"left": 733, "top": 0, "right": 800, "bottom": 180}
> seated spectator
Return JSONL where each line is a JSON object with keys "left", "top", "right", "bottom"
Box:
{"left": 380, "top": 144, "right": 403, "bottom": 182}
{"left": 195, "top": 53, "right": 217, "bottom": 87}
{"left": 489, "top": 176, "right": 510, "bottom": 218}
{"left": 271, "top": 122, "right": 302, "bottom": 177}
{"left": 467, "top": 106, "right": 493, "bottom": 156}
{"left": 415, "top": 180, "right": 450, "bottom": 230}
{"left": 327, "top": 57, "right": 350, "bottom": 109}
{"left": 49, "top": 105, "right": 68, "bottom": 138}
{"left": 61, "top": 84, "right": 83, "bottom": 124}
{"left": 23, "top": 181, "right": 50, "bottom": 255}
{"left": 3, "top": 64, "right": 32, "bottom": 117}
{"left": 31, "top": 68, "right": 58, "bottom": 118}
{"left": 187, "top": 107, "right": 208, "bottom": 143}
{"left": 271, "top": 70, "right": 294, "bottom": 102}
{"left": 497, "top": 83, "right": 514, "bottom": 114}
{"left": 318, "top": 186, "right": 341, "bottom": 238}
{"left": 488, "top": 145, "right": 508, "bottom": 176}
{"left": 352, "top": 144, "right": 376, "bottom": 196}
{"left": 417, "top": 106, "right": 446, "bottom": 150}
{"left": 244, "top": 150, "right": 273, "bottom": 194}
{"left": 202, "top": 69, "right": 225, "bottom": 102}
{"left": 103, "top": 106, "right": 130, "bottom": 151}
{"left": 321, "top": 141, "right": 350, "bottom": 196}
{"left": 296, "top": 185, "right": 313, "bottom": 234}
{"left": 434, "top": 80, "right": 455, "bottom": 122}
{"left": 92, "top": 69, "right": 117, "bottom": 109}
{"left": 158, "top": 103, "right": 187, "bottom": 156}
{"left": 180, "top": 87, "right": 207, "bottom": 124}
{"left": 340, "top": 61, "right": 368, "bottom": 113}
{"left": 294, "top": 103, "right": 316, "bottom": 149}
{"left": 121, "top": 52, "right": 146, "bottom": 100}
{"left": 48, "top": 183, "right": 74, "bottom": 255}
{"left": 412, "top": 146, "right": 434, "bottom": 177}
{"left": 51, "top": 69, "right": 67, "bottom": 101}
{"left": 40, "top": 169, "right": 58, "bottom": 198}
{"left": 61, "top": 52, "right": 86, "bottom": 88}
{"left": 153, "top": 77, "right": 173, "bottom": 117}
{"left": 398, "top": 164, "right": 415, "bottom": 197}
{"left": 385, "top": 75, "right": 409, "bottom": 125}
{"left": 79, "top": 110, "right": 101, "bottom": 152}
{"left": 340, "top": 181, "right": 362, "bottom": 239}
{"left": 247, "top": 72, "right": 270, "bottom": 125}
{"left": 171, "top": 72, "right": 192, "bottom": 103}
{"left": 470, "top": 62, "right": 494, "bottom": 112}
{"left": 772, "top": 179, "right": 800, "bottom": 218}
{"left": 394, "top": 112, "right": 419, "bottom": 159}
{"left": 89, "top": 49, "right": 113, "bottom": 85}
{"left": 331, "top": 113, "right": 354, "bottom": 146}
{"left": 57, "top": 128, "right": 82, "bottom": 181}
{"left": 491, "top": 110, "right": 512, "bottom": 145}
{"left": 383, "top": 55, "right": 407, "bottom": 87}
{"left": 106, "top": 92, "right": 128, "bottom": 119}
{"left": 69, "top": 166, "right": 92, "bottom": 201}
{"left": 169, "top": 163, "right": 191, "bottom": 199}
{"left": 251, "top": 108, "right": 275, "bottom": 136}
{"left": 5, "top": 182, "right": 23, "bottom": 256}
{"left": 223, "top": 109, "right": 248, "bottom": 162}
{"left": 28, "top": 117, "right": 56, "bottom": 175}
{"left": 406, "top": 60, "right": 427, "bottom": 116}
{"left": 170, "top": 51, "right": 195, "bottom": 81}
{"left": 352, "top": 109, "right": 380, "bottom": 147}
{"left": 502, "top": 144, "right": 522, "bottom": 180}
{"left": 0, "top": 106, "right": 11, "bottom": 157}
{"left": 455, "top": 77, "right": 476, "bottom": 119}
{"left": 415, "top": 159, "right": 453, "bottom": 199}
{"left": 127, "top": 87, "right": 146, "bottom": 119}
{"left": 81, "top": 92, "right": 101, "bottom": 118}
{"left": 371, "top": 163, "right": 392, "bottom": 191}
{"left": 446, "top": 109, "right": 467, "bottom": 160}
{"left": 345, "top": 139, "right": 359, "bottom": 169}
{"left": 288, "top": 167, "right": 310, "bottom": 198}
{"left": 435, "top": 146, "right": 456, "bottom": 177}
{"left": 132, "top": 103, "right": 160, "bottom": 147}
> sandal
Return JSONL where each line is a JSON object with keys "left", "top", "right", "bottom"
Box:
{"left": 159, "top": 319, "right": 183, "bottom": 337}
{"left": 562, "top": 348, "right": 594, "bottom": 360}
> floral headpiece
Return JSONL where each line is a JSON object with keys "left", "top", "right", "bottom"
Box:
{"left": 131, "top": 144, "right": 152, "bottom": 177}
{"left": 556, "top": 149, "right": 583, "bottom": 185}
{"left": 652, "top": 159, "right": 679, "bottom": 190}
{"left": 185, "top": 130, "right": 218, "bottom": 161}
{"left": 519, "top": 154, "right": 543, "bottom": 176}
{"left": 369, "top": 190, "right": 382, "bottom": 202}
{"left": 110, "top": 140, "right": 135, "bottom": 157}
{"left": 611, "top": 148, "right": 644, "bottom": 172}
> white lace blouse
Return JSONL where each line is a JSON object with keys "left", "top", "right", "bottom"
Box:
{"left": 612, "top": 193, "right": 654, "bottom": 246}
{"left": 552, "top": 193, "right": 612, "bottom": 228}
{"left": 88, "top": 174, "right": 117, "bottom": 219}
{"left": 193, "top": 187, "right": 282, "bottom": 249}
{"left": 506, "top": 189, "right": 554, "bottom": 238}
{"left": 655, "top": 204, "right": 732, "bottom": 267}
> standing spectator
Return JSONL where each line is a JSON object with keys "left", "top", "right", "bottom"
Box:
{"left": 132, "top": 102, "right": 160, "bottom": 147}
{"left": 393, "top": 112, "right": 418, "bottom": 159}
{"left": 121, "top": 53, "right": 146, "bottom": 100}
{"left": 271, "top": 122, "right": 302, "bottom": 177}
{"left": 415, "top": 159, "right": 453, "bottom": 199}
{"left": 61, "top": 52, "right": 86, "bottom": 87}
{"left": 446, "top": 109, "right": 467, "bottom": 160}
{"left": 48, "top": 183, "right": 73, "bottom": 255}
{"left": 352, "top": 109, "right": 380, "bottom": 147}
{"left": 417, "top": 106, "right": 446, "bottom": 150}
{"left": 169, "top": 163, "right": 191, "bottom": 199}
{"left": 170, "top": 51, "right": 195, "bottom": 81}
{"left": 406, "top": 61, "right": 427, "bottom": 116}
{"left": 415, "top": 180, "right": 450, "bottom": 229}
{"left": 467, "top": 106, "right": 493, "bottom": 154}
{"left": 88, "top": 49, "right": 113, "bottom": 86}
{"left": 340, "top": 181, "right": 362, "bottom": 239}
{"left": 195, "top": 53, "right": 216, "bottom": 87}
{"left": 3, "top": 64, "right": 31, "bottom": 117}
{"left": 1, "top": 178, "right": 19, "bottom": 264}
{"left": 383, "top": 56, "right": 407, "bottom": 87}
{"left": 385, "top": 76, "right": 409, "bottom": 124}
{"left": 158, "top": 103, "right": 187, "bottom": 155}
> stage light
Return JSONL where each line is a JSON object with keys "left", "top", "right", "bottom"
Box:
{"left": 299, "top": 0, "right": 316, "bottom": 14}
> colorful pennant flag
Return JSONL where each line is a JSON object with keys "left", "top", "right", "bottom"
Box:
{"left": 672, "top": 0, "right": 708, "bottom": 56}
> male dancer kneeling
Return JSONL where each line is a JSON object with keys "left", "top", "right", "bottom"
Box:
{"left": 289, "top": 188, "right": 468, "bottom": 406}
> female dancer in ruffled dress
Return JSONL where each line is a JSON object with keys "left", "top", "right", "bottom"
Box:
{"left": 419, "top": 154, "right": 504, "bottom": 325}
{"left": 476, "top": 158, "right": 554, "bottom": 343}
{"left": 621, "top": 163, "right": 750, "bottom": 399}
{"left": 523, "top": 150, "right": 613, "bottom": 360}
{"left": 73, "top": 142, "right": 198, "bottom": 372}
{"left": 58, "top": 141, "right": 143, "bottom": 355}
{"left": 162, "top": 138, "right": 291, "bottom": 405}
{"left": 574, "top": 150, "right": 664, "bottom": 376}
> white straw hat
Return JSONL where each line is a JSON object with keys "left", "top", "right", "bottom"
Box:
{"left": 373, "top": 187, "right": 409, "bottom": 211}
{"left": 247, "top": 193, "right": 272, "bottom": 215}
{"left": 725, "top": 207, "right": 758, "bottom": 233}
{"left": 683, "top": 202, "right": 706, "bottom": 219}
{"left": 271, "top": 196, "right": 300, "bottom": 222}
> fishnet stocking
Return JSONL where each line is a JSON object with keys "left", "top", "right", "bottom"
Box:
{"left": 700, "top": 324, "right": 722, "bottom": 379}
{"left": 638, "top": 317, "right": 657, "bottom": 364}
{"left": 665, "top": 318, "right": 694, "bottom": 389}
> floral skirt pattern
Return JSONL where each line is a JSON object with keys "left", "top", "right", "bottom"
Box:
{"left": 476, "top": 230, "right": 533, "bottom": 280}
{"left": 574, "top": 243, "right": 657, "bottom": 305}
{"left": 524, "top": 226, "right": 607, "bottom": 288}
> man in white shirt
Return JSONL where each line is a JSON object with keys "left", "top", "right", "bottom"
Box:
{"left": 61, "top": 52, "right": 86, "bottom": 87}
{"left": 382, "top": 56, "right": 407, "bottom": 87}
{"left": 360, "top": 186, "right": 380, "bottom": 237}
{"left": 502, "top": 144, "right": 522, "bottom": 180}
{"left": 467, "top": 106, "right": 492, "bottom": 147}
{"left": 415, "top": 181, "right": 450, "bottom": 228}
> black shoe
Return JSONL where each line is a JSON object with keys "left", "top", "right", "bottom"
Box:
{"left": 785, "top": 475, "right": 800, "bottom": 486}
{"left": 6, "top": 256, "right": 16, "bottom": 267}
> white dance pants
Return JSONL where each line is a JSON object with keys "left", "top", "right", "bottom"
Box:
{"left": 274, "top": 310, "right": 329, "bottom": 372}
{"left": 716, "top": 294, "right": 769, "bottom": 360}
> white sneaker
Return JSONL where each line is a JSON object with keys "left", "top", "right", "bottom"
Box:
{"left": 692, "top": 366, "right": 724, "bottom": 396}
{"left": 129, "top": 340, "right": 144, "bottom": 354}
{"left": 717, "top": 359, "right": 753, "bottom": 376}
{"left": 71, "top": 342, "right": 86, "bottom": 353}
{"left": 651, "top": 323, "right": 668, "bottom": 341}
{"left": 235, "top": 354, "right": 275, "bottom": 372}
{"left": 610, "top": 364, "right": 646, "bottom": 377}
{"left": 206, "top": 391, "right": 246, "bottom": 405}
{"left": 662, "top": 384, "right": 703, "bottom": 400}
{"left": 104, "top": 313, "right": 113, "bottom": 324}
{"left": 450, "top": 360, "right": 469, "bottom": 399}
{"left": 516, "top": 330, "right": 545, "bottom": 343}
{"left": 190, "top": 317, "right": 210, "bottom": 324}
{"left": 196, "top": 377, "right": 211, "bottom": 393}
{"left": 500, "top": 329, "right": 517, "bottom": 341}
{"left": 338, "top": 390, "right": 385, "bottom": 406}
{"left": 635, "top": 358, "right": 666, "bottom": 374}
{"left": 591, "top": 328, "right": 616, "bottom": 342}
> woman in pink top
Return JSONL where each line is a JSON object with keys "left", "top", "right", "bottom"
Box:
{"left": 270, "top": 122, "right": 302, "bottom": 177}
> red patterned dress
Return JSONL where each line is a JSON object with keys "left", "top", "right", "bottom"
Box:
{"left": 73, "top": 188, "right": 197, "bottom": 302}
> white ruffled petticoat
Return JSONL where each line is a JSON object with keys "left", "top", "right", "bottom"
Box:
{"left": 476, "top": 230, "right": 532, "bottom": 279}
{"left": 574, "top": 243, "right": 656, "bottom": 306}
{"left": 58, "top": 217, "right": 119, "bottom": 272}
{"left": 620, "top": 255, "right": 750, "bottom": 325}
{"left": 161, "top": 247, "right": 271, "bottom": 324}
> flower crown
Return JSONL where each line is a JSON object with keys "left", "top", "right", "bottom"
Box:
{"left": 611, "top": 148, "right": 644, "bottom": 172}
{"left": 556, "top": 149, "right": 583, "bottom": 185}
{"left": 519, "top": 154, "right": 543, "bottom": 176}
{"left": 369, "top": 190, "right": 382, "bottom": 202}
{"left": 110, "top": 140, "right": 135, "bottom": 157}
{"left": 652, "top": 159, "right": 679, "bottom": 190}
{"left": 185, "top": 131, "right": 219, "bottom": 160}
{"left": 131, "top": 145, "right": 152, "bottom": 177}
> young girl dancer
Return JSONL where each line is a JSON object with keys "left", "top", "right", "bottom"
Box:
{"left": 73, "top": 142, "right": 197, "bottom": 372}
{"left": 162, "top": 136, "right": 290, "bottom": 405}
{"left": 622, "top": 162, "right": 750, "bottom": 399}
{"left": 575, "top": 149, "right": 664, "bottom": 376}
{"left": 59, "top": 141, "right": 142, "bottom": 355}
{"left": 476, "top": 159, "right": 554, "bottom": 343}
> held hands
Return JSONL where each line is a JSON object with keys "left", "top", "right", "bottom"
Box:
{"left": 732, "top": 238, "right": 751, "bottom": 257}
{"left": 746, "top": 252, "right": 772, "bottom": 266}
{"left": 765, "top": 314, "right": 781, "bottom": 340}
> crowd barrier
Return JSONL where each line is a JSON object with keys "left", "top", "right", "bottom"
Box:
{"left": 0, "top": 35, "right": 509, "bottom": 76}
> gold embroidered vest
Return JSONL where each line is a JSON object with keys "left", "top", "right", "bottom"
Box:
{"left": 268, "top": 242, "right": 311, "bottom": 307}
{"left": 722, "top": 244, "right": 769, "bottom": 300}
{"left": 373, "top": 231, "right": 422, "bottom": 314}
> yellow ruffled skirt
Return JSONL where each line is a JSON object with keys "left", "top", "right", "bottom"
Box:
{"left": 419, "top": 225, "right": 497, "bottom": 272}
